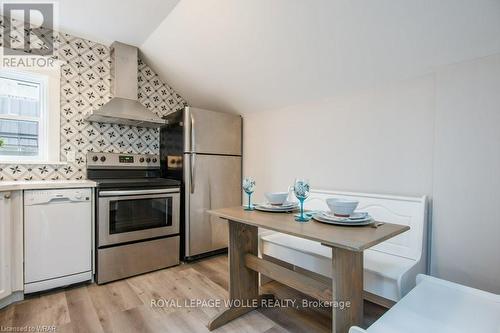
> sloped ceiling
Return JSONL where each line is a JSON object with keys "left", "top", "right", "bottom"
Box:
{"left": 58, "top": 0, "right": 180, "bottom": 45}
{"left": 141, "top": 0, "right": 500, "bottom": 114}
{"left": 2, "top": 0, "right": 180, "bottom": 46}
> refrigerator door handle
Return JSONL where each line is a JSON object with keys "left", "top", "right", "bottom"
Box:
{"left": 190, "top": 111, "right": 195, "bottom": 152}
{"left": 190, "top": 153, "right": 196, "bottom": 194}
{"left": 189, "top": 110, "right": 197, "bottom": 194}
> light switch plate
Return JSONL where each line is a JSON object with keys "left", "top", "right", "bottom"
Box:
{"left": 66, "top": 151, "right": 76, "bottom": 162}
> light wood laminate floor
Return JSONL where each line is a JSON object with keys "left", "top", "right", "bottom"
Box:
{"left": 0, "top": 255, "right": 386, "bottom": 333}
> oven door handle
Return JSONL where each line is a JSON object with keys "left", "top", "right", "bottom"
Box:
{"left": 99, "top": 188, "right": 179, "bottom": 197}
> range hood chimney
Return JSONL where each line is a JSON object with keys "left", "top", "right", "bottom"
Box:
{"left": 85, "top": 41, "right": 166, "bottom": 128}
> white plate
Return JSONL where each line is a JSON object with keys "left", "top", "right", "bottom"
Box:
{"left": 322, "top": 211, "right": 370, "bottom": 221}
{"left": 258, "top": 202, "right": 298, "bottom": 209}
{"left": 313, "top": 214, "right": 374, "bottom": 226}
{"left": 254, "top": 203, "right": 299, "bottom": 213}
{"left": 313, "top": 212, "right": 373, "bottom": 226}
{"left": 347, "top": 212, "right": 369, "bottom": 220}
{"left": 241, "top": 203, "right": 296, "bottom": 209}
{"left": 270, "top": 201, "right": 297, "bottom": 207}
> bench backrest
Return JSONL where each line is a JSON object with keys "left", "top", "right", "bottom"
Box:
{"left": 304, "top": 189, "right": 427, "bottom": 261}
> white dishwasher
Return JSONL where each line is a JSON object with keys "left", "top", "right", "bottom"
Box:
{"left": 24, "top": 188, "right": 92, "bottom": 293}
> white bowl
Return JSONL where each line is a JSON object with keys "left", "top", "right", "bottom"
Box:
{"left": 326, "top": 198, "right": 359, "bottom": 217}
{"left": 264, "top": 192, "right": 289, "bottom": 206}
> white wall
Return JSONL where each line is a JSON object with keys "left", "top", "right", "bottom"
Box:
{"left": 243, "top": 54, "right": 500, "bottom": 293}
{"left": 244, "top": 74, "right": 436, "bottom": 199}
{"left": 431, "top": 54, "right": 500, "bottom": 293}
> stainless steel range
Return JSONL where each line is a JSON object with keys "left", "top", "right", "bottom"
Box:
{"left": 87, "top": 152, "right": 181, "bottom": 284}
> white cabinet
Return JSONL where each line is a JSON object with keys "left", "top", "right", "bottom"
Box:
{"left": 0, "top": 191, "right": 12, "bottom": 300}
{"left": 0, "top": 191, "right": 24, "bottom": 307}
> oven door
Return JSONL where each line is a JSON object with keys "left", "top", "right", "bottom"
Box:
{"left": 98, "top": 188, "right": 180, "bottom": 246}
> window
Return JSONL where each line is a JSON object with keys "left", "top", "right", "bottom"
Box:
{"left": 0, "top": 65, "right": 60, "bottom": 163}
{"left": 0, "top": 72, "right": 45, "bottom": 160}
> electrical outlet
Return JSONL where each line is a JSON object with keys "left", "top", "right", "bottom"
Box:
{"left": 66, "top": 151, "right": 76, "bottom": 162}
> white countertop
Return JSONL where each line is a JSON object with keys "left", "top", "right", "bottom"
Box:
{"left": 0, "top": 180, "right": 97, "bottom": 191}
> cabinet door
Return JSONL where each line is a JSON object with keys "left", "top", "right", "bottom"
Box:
{"left": 0, "top": 192, "right": 12, "bottom": 301}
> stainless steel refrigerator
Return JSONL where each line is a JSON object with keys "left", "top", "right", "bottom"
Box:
{"left": 160, "top": 107, "right": 242, "bottom": 260}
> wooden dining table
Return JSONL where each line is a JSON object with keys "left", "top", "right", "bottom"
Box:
{"left": 206, "top": 207, "right": 410, "bottom": 333}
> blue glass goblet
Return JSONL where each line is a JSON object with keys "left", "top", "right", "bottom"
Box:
{"left": 293, "top": 178, "right": 311, "bottom": 222}
{"left": 242, "top": 177, "right": 256, "bottom": 211}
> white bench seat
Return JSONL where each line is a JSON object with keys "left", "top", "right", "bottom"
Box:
{"left": 259, "top": 189, "right": 428, "bottom": 303}
{"left": 350, "top": 274, "right": 500, "bottom": 333}
{"left": 261, "top": 233, "right": 418, "bottom": 301}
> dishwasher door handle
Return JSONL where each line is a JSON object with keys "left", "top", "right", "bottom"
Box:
{"left": 28, "top": 196, "right": 87, "bottom": 205}
{"left": 47, "top": 197, "right": 72, "bottom": 203}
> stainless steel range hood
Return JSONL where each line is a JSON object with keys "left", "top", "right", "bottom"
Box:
{"left": 85, "top": 42, "right": 166, "bottom": 128}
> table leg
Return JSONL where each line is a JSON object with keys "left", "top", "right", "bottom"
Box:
{"left": 331, "top": 247, "right": 363, "bottom": 333}
{"left": 207, "top": 220, "right": 259, "bottom": 330}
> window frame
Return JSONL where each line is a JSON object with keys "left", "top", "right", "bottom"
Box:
{"left": 0, "top": 63, "right": 61, "bottom": 164}
{"left": 0, "top": 70, "right": 47, "bottom": 162}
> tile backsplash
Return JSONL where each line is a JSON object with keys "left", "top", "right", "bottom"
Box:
{"left": 0, "top": 22, "right": 187, "bottom": 181}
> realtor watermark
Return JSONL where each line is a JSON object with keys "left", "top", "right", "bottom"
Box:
{"left": 151, "top": 298, "right": 352, "bottom": 310}
{"left": 1, "top": 1, "right": 58, "bottom": 68}
{"left": 2, "top": 55, "right": 55, "bottom": 67}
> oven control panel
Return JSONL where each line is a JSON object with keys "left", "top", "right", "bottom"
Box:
{"left": 86, "top": 152, "right": 160, "bottom": 168}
